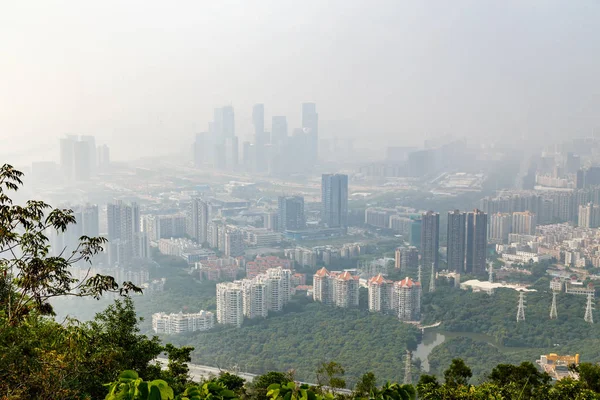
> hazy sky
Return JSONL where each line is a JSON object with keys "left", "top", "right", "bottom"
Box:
{"left": 2, "top": 1, "right": 599, "bottom": 163}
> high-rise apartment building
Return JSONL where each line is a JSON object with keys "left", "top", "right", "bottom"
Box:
{"left": 489, "top": 213, "right": 512, "bottom": 244}
{"left": 394, "top": 247, "right": 418, "bottom": 270}
{"left": 334, "top": 271, "right": 360, "bottom": 308}
{"left": 241, "top": 279, "right": 268, "bottom": 319}
{"left": 224, "top": 228, "right": 245, "bottom": 257}
{"left": 106, "top": 201, "right": 141, "bottom": 265}
{"left": 189, "top": 198, "right": 209, "bottom": 244}
{"left": 446, "top": 210, "right": 466, "bottom": 272}
{"left": 420, "top": 211, "right": 439, "bottom": 272}
{"left": 321, "top": 174, "right": 348, "bottom": 231}
{"left": 578, "top": 203, "right": 600, "bottom": 228}
{"left": 512, "top": 211, "right": 537, "bottom": 235}
{"left": 367, "top": 274, "right": 394, "bottom": 313}
{"left": 312, "top": 268, "right": 359, "bottom": 308}
{"left": 465, "top": 209, "right": 488, "bottom": 274}
{"left": 216, "top": 282, "right": 244, "bottom": 327}
{"left": 60, "top": 135, "right": 98, "bottom": 182}
{"left": 394, "top": 277, "right": 422, "bottom": 321}
{"left": 302, "top": 103, "right": 318, "bottom": 162}
{"left": 278, "top": 196, "right": 305, "bottom": 232}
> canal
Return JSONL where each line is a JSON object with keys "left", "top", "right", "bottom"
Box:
{"left": 414, "top": 329, "right": 504, "bottom": 372}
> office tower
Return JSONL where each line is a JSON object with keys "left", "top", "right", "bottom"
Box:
{"left": 224, "top": 228, "right": 244, "bottom": 257}
{"left": 97, "top": 144, "right": 110, "bottom": 172}
{"left": 465, "top": 209, "right": 488, "bottom": 274}
{"left": 512, "top": 211, "right": 537, "bottom": 235}
{"left": 446, "top": 210, "right": 466, "bottom": 272}
{"left": 271, "top": 116, "right": 288, "bottom": 147}
{"left": 395, "top": 247, "right": 419, "bottom": 271}
{"left": 216, "top": 282, "right": 244, "bottom": 327}
{"left": 321, "top": 174, "right": 349, "bottom": 231}
{"left": 368, "top": 274, "right": 394, "bottom": 313}
{"left": 489, "top": 213, "right": 512, "bottom": 244}
{"left": 302, "top": 103, "right": 318, "bottom": 162}
{"left": 394, "top": 277, "right": 422, "bottom": 321}
{"left": 242, "top": 141, "right": 253, "bottom": 170}
{"left": 277, "top": 196, "right": 305, "bottom": 232}
{"left": 420, "top": 211, "right": 439, "bottom": 272}
{"left": 409, "top": 217, "right": 422, "bottom": 247}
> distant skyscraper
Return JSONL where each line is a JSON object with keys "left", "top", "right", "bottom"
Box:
{"left": 321, "top": 174, "right": 348, "bottom": 231}
{"left": 73, "top": 141, "right": 91, "bottom": 181}
{"left": 465, "top": 209, "right": 488, "bottom": 274}
{"left": 253, "top": 104, "right": 267, "bottom": 172}
{"left": 271, "top": 116, "right": 288, "bottom": 147}
{"left": 59, "top": 135, "right": 77, "bottom": 180}
{"left": 193, "top": 132, "right": 208, "bottom": 168}
{"left": 213, "top": 106, "right": 237, "bottom": 170}
{"left": 79, "top": 135, "right": 97, "bottom": 176}
{"left": 420, "top": 211, "right": 439, "bottom": 273}
{"left": 302, "top": 103, "right": 318, "bottom": 162}
{"left": 446, "top": 210, "right": 466, "bottom": 272}
{"left": 395, "top": 246, "right": 419, "bottom": 271}
{"left": 97, "top": 144, "right": 110, "bottom": 172}
{"left": 278, "top": 196, "right": 305, "bottom": 232}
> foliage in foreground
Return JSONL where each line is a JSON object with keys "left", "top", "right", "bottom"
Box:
{"left": 103, "top": 358, "right": 600, "bottom": 400}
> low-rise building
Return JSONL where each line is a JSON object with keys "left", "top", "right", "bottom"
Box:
{"left": 152, "top": 310, "right": 214, "bottom": 334}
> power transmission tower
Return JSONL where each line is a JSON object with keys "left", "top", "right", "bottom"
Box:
{"left": 417, "top": 264, "right": 422, "bottom": 283}
{"left": 550, "top": 291, "right": 558, "bottom": 320}
{"left": 429, "top": 262, "right": 436, "bottom": 292}
{"left": 584, "top": 293, "right": 594, "bottom": 324}
{"left": 403, "top": 350, "right": 412, "bottom": 384}
{"left": 517, "top": 292, "right": 526, "bottom": 322}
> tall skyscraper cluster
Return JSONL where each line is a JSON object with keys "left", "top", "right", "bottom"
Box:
{"left": 445, "top": 209, "right": 489, "bottom": 274}
{"left": 193, "top": 103, "right": 319, "bottom": 175}
{"left": 59, "top": 135, "right": 110, "bottom": 182}
{"left": 312, "top": 268, "right": 359, "bottom": 308}
{"left": 216, "top": 267, "right": 292, "bottom": 327}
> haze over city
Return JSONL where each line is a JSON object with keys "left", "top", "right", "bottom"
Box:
{"left": 4, "top": 1, "right": 600, "bottom": 398}
{"left": 3, "top": 1, "right": 600, "bottom": 163}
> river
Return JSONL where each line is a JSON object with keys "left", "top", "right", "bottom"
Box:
{"left": 414, "top": 329, "right": 504, "bottom": 372}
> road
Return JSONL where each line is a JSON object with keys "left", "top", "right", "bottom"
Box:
{"left": 156, "top": 358, "right": 352, "bottom": 394}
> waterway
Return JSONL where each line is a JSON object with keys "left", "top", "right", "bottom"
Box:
{"left": 414, "top": 329, "right": 504, "bottom": 372}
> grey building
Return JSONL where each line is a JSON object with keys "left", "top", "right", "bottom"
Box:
{"left": 447, "top": 210, "right": 466, "bottom": 272}
{"left": 321, "top": 174, "right": 348, "bottom": 232}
